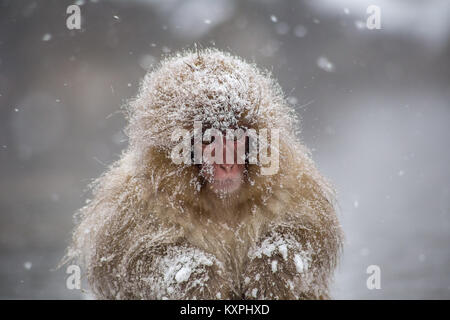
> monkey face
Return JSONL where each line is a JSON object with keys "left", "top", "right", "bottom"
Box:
{"left": 197, "top": 135, "right": 246, "bottom": 195}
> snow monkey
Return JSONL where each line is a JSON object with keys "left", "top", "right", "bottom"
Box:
{"left": 66, "top": 48, "right": 343, "bottom": 299}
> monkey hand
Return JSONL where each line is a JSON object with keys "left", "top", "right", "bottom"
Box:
{"left": 124, "top": 240, "right": 236, "bottom": 299}
{"left": 241, "top": 228, "right": 326, "bottom": 300}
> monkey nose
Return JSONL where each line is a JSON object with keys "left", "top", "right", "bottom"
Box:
{"left": 218, "top": 163, "right": 235, "bottom": 173}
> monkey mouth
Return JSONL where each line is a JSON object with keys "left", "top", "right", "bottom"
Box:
{"left": 210, "top": 178, "right": 242, "bottom": 195}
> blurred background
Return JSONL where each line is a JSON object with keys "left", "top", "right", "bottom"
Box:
{"left": 0, "top": 0, "right": 449, "bottom": 299}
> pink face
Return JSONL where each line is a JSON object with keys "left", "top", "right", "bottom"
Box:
{"left": 199, "top": 136, "right": 245, "bottom": 195}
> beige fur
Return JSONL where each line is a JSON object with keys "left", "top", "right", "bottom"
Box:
{"left": 65, "top": 48, "right": 343, "bottom": 299}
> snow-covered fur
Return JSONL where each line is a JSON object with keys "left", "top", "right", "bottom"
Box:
{"left": 65, "top": 48, "right": 343, "bottom": 299}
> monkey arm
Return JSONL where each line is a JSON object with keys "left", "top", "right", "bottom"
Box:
{"left": 241, "top": 219, "right": 340, "bottom": 300}
{"left": 79, "top": 203, "right": 238, "bottom": 299}
{"left": 118, "top": 235, "right": 237, "bottom": 300}
{"left": 72, "top": 170, "right": 237, "bottom": 300}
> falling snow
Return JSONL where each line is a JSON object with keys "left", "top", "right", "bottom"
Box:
{"left": 41, "top": 33, "right": 52, "bottom": 41}
{"left": 317, "top": 56, "right": 335, "bottom": 72}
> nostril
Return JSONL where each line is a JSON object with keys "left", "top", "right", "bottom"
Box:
{"left": 219, "top": 164, "right": 234, "bottom": 172}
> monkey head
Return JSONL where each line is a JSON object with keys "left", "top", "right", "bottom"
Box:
{"left": 126, "top": 48, "right": 300, "bottom": 209}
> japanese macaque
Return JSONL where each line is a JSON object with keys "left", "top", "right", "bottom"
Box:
{"left": 65, "top": 48, "right": 343, "bottom": 299}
